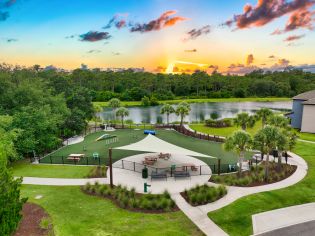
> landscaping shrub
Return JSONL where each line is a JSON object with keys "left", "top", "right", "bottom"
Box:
{"left": 205, "top": 118, "right": 232, "bottom": 128}
{"left": 182, "top": 184, "right": 227, "bottom": 206}
{"left": 82, "top": 183, "right": 176, "bottom": 212}
{"left": 210, "top": 162, "right": 297, "bottom": 187}
{"left": 86, "top": 166, "right": 107, "bottom": 178}
{"left": 0, "top": 158, "right": 27, "bottom": 236}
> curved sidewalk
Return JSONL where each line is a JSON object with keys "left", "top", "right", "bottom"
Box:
{"left": 20, "top": 151, "right": 308, "bottom": 236}
{"left": 198, "top": 151, "right": 308, "bottom": 214}
{"left": 171, "top": 151, "right": 308, "bottom": 236}
{"left": 21, "top": 177, "right": 108, "bottom": 186}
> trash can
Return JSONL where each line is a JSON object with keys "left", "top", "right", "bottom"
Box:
{"left": 142, "top": 166, "right": 148, "bottom": 179}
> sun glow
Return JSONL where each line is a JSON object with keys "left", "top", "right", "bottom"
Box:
{"left": 165, "top": 60, "right": 209, "bottom": 74}
{"left": 166, "top": 63, "right": 175, "bottom": 74}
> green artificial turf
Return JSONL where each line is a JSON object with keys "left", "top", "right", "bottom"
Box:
{"left": 208, "top": 141, "right": 315, "bottom": 236}
{"left": 94, "top": 97, "right": 290, "bottom": 107}
{"left": 11, "top": 159, "right": 93, "bottom": 178}
{"left": 42, "top": 129, "right": 246, "bottom": 166}
{"left": 21, "top": 185, "right": 203, "bottom": 236}
{"left": 189, "top": 121, "right": 262, "bottom": 138}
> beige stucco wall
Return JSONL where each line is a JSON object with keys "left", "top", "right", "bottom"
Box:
{"left": 301, "top": 105, "right": 315, "bottom": 133}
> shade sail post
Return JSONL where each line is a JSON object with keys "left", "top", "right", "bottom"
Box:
{"left": 109, "top": 148, "right": 113, "bottom": 188}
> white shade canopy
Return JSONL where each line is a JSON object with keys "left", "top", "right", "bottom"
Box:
{"left": 114, "top": 134, "right": 215, "bottom": 158}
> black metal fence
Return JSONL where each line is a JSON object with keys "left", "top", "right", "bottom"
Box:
{"left": 38, "top": 155, "right": 107, "bottom": 165}
{"left": 155, "top": 124, "right": 226, "bottom": 143}
{"left": 113, "top": 159, "right": 240, "bottom": 176}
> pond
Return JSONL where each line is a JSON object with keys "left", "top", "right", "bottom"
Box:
{"left": 100, "top": 101, "right": 292, "bottom": 124}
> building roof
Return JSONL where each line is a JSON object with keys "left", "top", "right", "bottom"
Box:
{"left": 303, "top": 98, "right": 315, "bottom": 105}
{"left": 293, "top": 90, "right": 315, "bottom": 100}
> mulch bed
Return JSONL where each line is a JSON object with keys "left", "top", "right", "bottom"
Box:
{"left": 210, "top": 163, "right": 297, "bottom": 187}
{"left": 81, "top": 187, "right": 180, "bottom": 214}
{"left": 179, "top": 192, "right": 211, "bottom": 207}
{"left": 14, "top": 203, "right": 53, "bottom": 236}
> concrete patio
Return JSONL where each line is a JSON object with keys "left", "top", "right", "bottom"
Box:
{"left": 111, "top": 153, "right": 212, "bottom": 194}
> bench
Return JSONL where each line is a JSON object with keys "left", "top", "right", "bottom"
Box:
{"left": 151, "top": 172, "right": 167, "bottom": 181}
{"left": 174, "top": 171, "right": 190, "bottom": 180}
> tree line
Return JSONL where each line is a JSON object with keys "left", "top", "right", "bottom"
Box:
{"left": 0, "top": 66, "right": 94, "bottom": 160}
{"left": 69, "top": 69, "right": 315, "bottom": 101}
{"left": 1, "top": 65, "right": 314, "bottom": 158}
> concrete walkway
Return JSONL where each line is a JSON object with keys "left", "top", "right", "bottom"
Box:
{"left": 184, "top": 124, "right": 226, "bottom": 140}
{"left": 171, "top": 151, "right": 308, "bottom": 236}
{"left": 22, "top": 177, "right": 108, "bottom": 186}
{"left": 252, "top": 203, "right": 315, "bottom": 235}
{"left": 298, "top": 139, "right": 315, "bottom": 144}
{"left": 62, "top": 135, "right": 84, "bottom": 146}
{"left": 198, "top": 151, "right": 308, "bottom": 214}
{"left": 20, "top": 151, "right": 307, "bottom": 236}
{"left": 172, "top": 193, "right": 228, "bottom": 236}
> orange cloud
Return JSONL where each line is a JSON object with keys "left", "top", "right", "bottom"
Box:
{"left": 284, "top": 34, "right": 305, "bottom": 42}
{"left": 130, "top": 10, "right": 188, "bottom": 33}
{"left": 164, "top": 16, "right": 187, "bottom": 27}
{"left": 225, "top": 0, "right": 315, "bottom": 29}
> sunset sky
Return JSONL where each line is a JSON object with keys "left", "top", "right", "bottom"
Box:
{"left": 0, "top": 0, "right": 315, "bottom": 73}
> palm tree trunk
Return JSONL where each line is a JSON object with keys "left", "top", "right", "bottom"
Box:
{"left": 167, "top": 114, "right": 169, "bottom": 125}
{"left": 264, "top": 153, "right": 270, "bottom": 182}
{"left": 95, "top": 118, "right": 97, "bottom": 132}
{"left": 277, "top": 151, "right": 282, "bottom": 172}
{"left": 121, "top": 116, "right": 124, "bottom": 128}
{"left": 238, "top": 151, "right": 244, "bottom": 177}
{"left": 113, "top": 108, "right": 116, "bottom": 123}
{"left": 180, "top": 115, "right": 184, "bottom": 127}
{"left": 242, "top": 124, "right": 246, "bottom": 130}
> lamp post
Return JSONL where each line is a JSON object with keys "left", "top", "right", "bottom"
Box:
{"left": 109, "top": 148, "right": 113, "bottom": 188}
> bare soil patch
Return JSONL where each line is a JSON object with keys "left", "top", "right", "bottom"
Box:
{"left": 14, "top": 203, "right": 53, "bottom": 236}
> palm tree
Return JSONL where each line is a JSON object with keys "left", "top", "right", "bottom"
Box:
{"left": 108, "top": 98, "right": 121, "bottom": 121}
{"left": 254, "top": 125, "right": 281, "bottom": 181}
{"left": 267, "top": 115, "right": 289, "bottom": 129}
{"left": 160, "top": 104, "right": 175, "bottom": 125}
{"left": 253, "top": 130, "right": 267, "bottom": 165}
{"left": 175, "top": 102, "right": 191, "bottom": 127}
{"left": 116, "top": 107, "right": 129, "bottom": 128}
{"left": 275, "top": 131, "right": 288, "bottom": 171}
{"left": 286, "top": 128, "right": 298, "bottom": 151}
{"left": 234, "top": 112, "right": 256, "bottom": 131}
{"left": 210, "top": 112, "right": 219, "bottom": 121}
{"left": 92, "top": 104, "right": 103, "bottom": 132}
{"left": 256, "top": 108, "right": 273, "bottom": 128}
{"left": 224, "top": 130, "right": 252, "bottom": 176}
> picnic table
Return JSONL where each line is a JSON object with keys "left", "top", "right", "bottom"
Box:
{"left": 145, "top": 156, "right": 158, "bottom": 161}
{"left": 143, "top": 156, "right": 158, "bottom": 165}
{"left": 67, "top": 154, "right": 85, "bottom": 162}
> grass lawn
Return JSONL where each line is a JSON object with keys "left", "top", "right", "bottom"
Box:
{"left": 189, "top": 121, "right": 262, "bottom": 138}
{"left": 21, "top": 185, "right": 203, "bottom": 236}
{"left": 11, "top": 159, "right": 94, "bottom": 178}
{"left": 94, "top": 97, "right": 290, "bottom": 107}
{"left": 43, "top": 129, "right": 246, "bottom": 166}
{"left": 208, "top": 141, "right": 315, "bottom": 236}
{"left": 297, "top": 131, "right": 315, "bottom": 142}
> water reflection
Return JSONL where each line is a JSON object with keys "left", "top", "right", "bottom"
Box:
{"left": 100, "top": 101, "right": 292, "bottom": 124}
